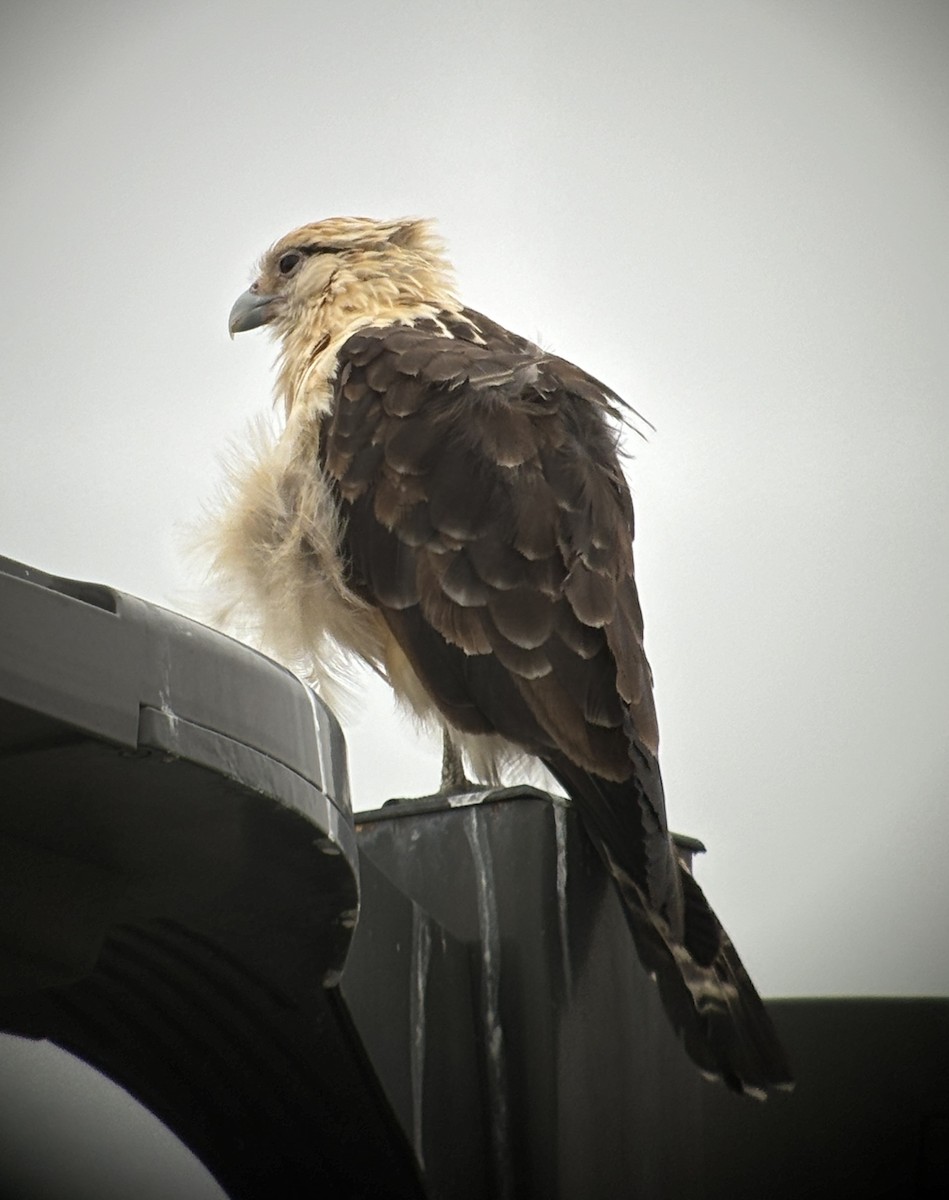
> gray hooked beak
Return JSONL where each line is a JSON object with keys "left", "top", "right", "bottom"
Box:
{"left": 228, "top": 286, "right": 281, "bottom": 338}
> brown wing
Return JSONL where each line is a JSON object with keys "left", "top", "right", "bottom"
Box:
{"left": 323, "top": 313, "right": 673, "bottom": 886}
{"left": 325, "top": 312, "right": 658, "bottom": 736}
{"left": 322, "top": 313, "right": 791, "bottom": 1094}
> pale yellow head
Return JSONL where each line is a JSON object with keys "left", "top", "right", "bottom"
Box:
{"left": 228, "top": 216, "right": 460, "bottom": 415}
{"left": 230, "top": 216, "right": 458, "bottom": 337}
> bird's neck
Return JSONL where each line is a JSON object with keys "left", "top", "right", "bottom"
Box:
{"left": 275, "top": 259, "right": 459, "bottom": 420}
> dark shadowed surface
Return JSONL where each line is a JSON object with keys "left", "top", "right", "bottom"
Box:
{"left": 703, "top": 998, "right": 949, "bottom": 1199}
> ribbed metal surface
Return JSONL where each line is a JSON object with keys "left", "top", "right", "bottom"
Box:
{"left": 3, "top": 919, "right": 424, "bottom": 1199}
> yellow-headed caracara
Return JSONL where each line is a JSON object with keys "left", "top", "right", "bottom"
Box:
{"left": 211, "top": 216, "right": 791, "bottom": 1096}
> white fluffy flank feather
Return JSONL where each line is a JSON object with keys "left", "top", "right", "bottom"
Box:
{"left": 197, "top": 413, "right": 386, "bottom": 707}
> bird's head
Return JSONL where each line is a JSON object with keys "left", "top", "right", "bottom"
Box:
{"left": 229, "top": 217, "right": 459, "bottom": 416}
{"left": 228, "top": 216, "right": 457, "bottom": 342}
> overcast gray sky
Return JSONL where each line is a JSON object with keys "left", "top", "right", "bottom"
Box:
{"left": 2, "top": 0, "right": 947, "bottom": 1016}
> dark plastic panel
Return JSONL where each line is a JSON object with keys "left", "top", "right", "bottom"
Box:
{"left": 0, "top": 556, "right": 423, "bottom": 1200}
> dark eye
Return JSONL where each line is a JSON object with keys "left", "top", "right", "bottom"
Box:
{"left": 278, "top": 251, "right": 304, "bottom": 275}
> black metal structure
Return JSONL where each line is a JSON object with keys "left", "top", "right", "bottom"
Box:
{"left": 2, "top": 555, "right": 948, "bottom": 1199}
{"left": 345, "top": 794, "right": 703, "bottom": 1199}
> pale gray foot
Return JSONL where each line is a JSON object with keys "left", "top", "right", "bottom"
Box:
{"left": 439, "top": 729, "right": 476, "bottom": 793}
{"left": 384, "top": 729, "right": 486, "bottom": 806}
{"left": 384, "top": 730, "right": 553, "bottom": 808}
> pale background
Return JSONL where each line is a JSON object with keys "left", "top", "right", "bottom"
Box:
{"left": 1, "top": 1, "right": 947, "bottom": 1190}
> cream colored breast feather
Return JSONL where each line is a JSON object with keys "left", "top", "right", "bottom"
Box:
{"left": 201, "top": 217, "right": 464, "bottom": 718}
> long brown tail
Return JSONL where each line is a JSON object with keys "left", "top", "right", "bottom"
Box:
{"left": 547, "top": 757, "right": 793, "bottom": 1097}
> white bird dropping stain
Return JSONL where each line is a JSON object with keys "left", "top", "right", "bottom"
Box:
{"left": 409, "top": 902, "right": 431, "bottom": 1170}
{"left": 155, "top": 640, "right": 180, "bottom": 755}
{"left": 463, "top": 808, "right": 512, "bottom": 1199}
{"left": 553, "top": 802, "right": 572, "bottom": 998}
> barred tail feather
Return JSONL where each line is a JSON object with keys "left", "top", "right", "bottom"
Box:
{"left": 548, "top": 762, "right": 793, "bottom": 1097}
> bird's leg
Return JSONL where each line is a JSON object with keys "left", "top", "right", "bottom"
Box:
{"left": 440, "top": 729, "right": 476, "bottom": 793}
{"left": 384, "top": 729, "right": 483, "bottom": 806}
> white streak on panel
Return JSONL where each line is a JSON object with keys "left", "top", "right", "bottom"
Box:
{"left": 463, "top": 808, "right": 511, "bottom": 1199}
{"left": 409, "top": 902, "right": 431, "bottom": 1170}
{"left": 445, "top": 790, "right": 488, "bottom": 808}
{"left": 553, "top": 802, "right": 572, "bottom": 998}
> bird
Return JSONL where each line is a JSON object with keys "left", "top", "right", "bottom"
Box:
{"left": 209, "top": 215, "right": 792, "bottom": 1096}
